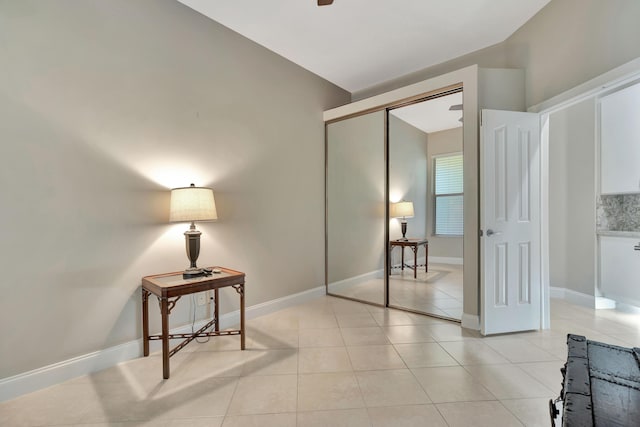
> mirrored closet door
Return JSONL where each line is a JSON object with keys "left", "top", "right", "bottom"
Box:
{"left": 387, "top": 91, "right": 464, "bottom": 320}
{"left": 326, "top": 111, "right": 386, "bottom": 306}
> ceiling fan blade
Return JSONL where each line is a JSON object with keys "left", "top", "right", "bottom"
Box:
{"left": 318, "top": 0, "right": 334, "bottom": 5}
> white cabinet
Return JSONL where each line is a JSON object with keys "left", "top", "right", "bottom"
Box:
{"left": 599, "top": 82, "right": 640, "bottom": 194}
{"left": 599, "top": 235, "right": 640, "bottom": 307}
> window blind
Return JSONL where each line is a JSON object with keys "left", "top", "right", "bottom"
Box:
{"left": 434, "top": 154, "right": 464, "bottom": 236}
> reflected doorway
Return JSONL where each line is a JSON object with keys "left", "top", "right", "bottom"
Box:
{"left": 387, "top": 90, "right": 464, "bottom": 321}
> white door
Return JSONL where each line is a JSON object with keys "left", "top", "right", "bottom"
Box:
{"left": 481, "top": 109, "right": 541, "bottom": 335}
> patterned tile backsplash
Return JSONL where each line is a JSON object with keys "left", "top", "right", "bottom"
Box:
{"left": 597, "top": 194, "right": 640, "bottom": 231}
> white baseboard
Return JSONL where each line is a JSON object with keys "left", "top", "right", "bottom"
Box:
{"left": 564, "top": 289, "right": 595, "bottom": 308}
{"left": 614, "top": 300, "right": 640, "bottom": 314}
{"left": 428, "top": 256, "right": 463, "bottom": 265}
{"left": 597, "top": 291, "right": 640, "bottom": 312}
{"left": 461, "top": 313, "right": 480, "bottom": 330}
{"left": 0, "top": 284, "right": 326, "bottom": 403}
{"left": 390, "top": 256, "right": 427, "bottom": 269}
{"left": 243, "top": 284, "right": 326, "bottom": 321}
{"left": 390, "top": 256, "right": 463, "bottom": 269}
{"left": 328, "top": 269, "right": 383, "bottom": 293}
{"left": 549, "top": 287, "right": 565, "bottom": 299}
{"left": 550, "top": 286, "right": 595, "bottom": 308}
{"left": 0, "top": 339, "right": 143, "bottom": 404}
{"left": 551, "top": 286, "right": 640, "bottom": 313}
{"left": 595, "top": 296, "right": 616, "bottom": 310}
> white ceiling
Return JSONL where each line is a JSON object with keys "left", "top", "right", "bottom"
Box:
{"left": 390, "top": 92, "right": 463, "bottom": 134}
{"left": 178, "top": 0, "right": 550, "bottom": 93}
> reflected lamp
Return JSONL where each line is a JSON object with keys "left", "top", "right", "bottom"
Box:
{"left": 390, "top": 201, "right": 414, "bottom": 241}
{"left": 170, "top": 184, "right": 217, "bottom": 277}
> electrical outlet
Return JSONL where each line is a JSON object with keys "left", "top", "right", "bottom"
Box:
{"left": 197, "top": 292, "right": 208, "bottom": 306}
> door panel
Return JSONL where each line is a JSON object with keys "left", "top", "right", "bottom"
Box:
{"left": 519, "top": 130, "right": 531, "bottom": 221}
{"left": 494, "top": 243, "right": 507, "bottom": 306}
{"left": 481, "top": 110, "right": 541, "bottom": 335}
{"left": 326, "top": 111, "right": 385, "bottom": 306}
{"left": 387, "top": 92, "right": 464, "bottom": 321}
{"left": 519, "top": 242, "right": 531, "bottom": 304}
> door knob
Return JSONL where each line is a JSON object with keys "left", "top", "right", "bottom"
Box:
{"left": 486, "top": 229, "right": 502, "bottom": 236}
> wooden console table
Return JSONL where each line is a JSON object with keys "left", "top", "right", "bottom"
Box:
{"left": 390, "top": 238, "right": 428, "bottom": 279}
{"left": 141, "top": 266, "right": 245, "bottom": 379}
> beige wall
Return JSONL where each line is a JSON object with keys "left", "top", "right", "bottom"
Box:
{"left": 505, "top": 0, "right": 640, "bottom": 107}
{"left": 354, "top": 0, "right": 640, "bottom": 107}
{"left": 354, "top": 44, "right": 508, "bottom": 101}
{"left": 0, "top": 0, "right": 349, "bottom": 378}
{"left": 548, "top": 98, "right": 597, "bottom": 296}
{"left": 389, "top": 115, "right": 428, "bottom": 241}
{"left": 426, "top": 128, "right": 464, "bottom": 259}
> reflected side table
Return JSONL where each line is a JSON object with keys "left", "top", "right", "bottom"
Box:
{"left": 141, "top": 266, "right": 245, "bottom": 379}
{"left": 389, "top": 239, "right": 428, "bottom": 279}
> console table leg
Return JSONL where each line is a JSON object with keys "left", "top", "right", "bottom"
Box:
{"left": 240, "top": 285, "right": 245, "bottom": 350}
{"left": 214, "top": 289, "right": 219, "bottom": 333}
{"left": 425, "top": 244, "right": 428, "bottom": 273}
{"left": 142, "top": 289, "right": 150, "bottom": 357}
{"left": 414, "top": 246, "right": 418, "bottom": 279}
{"left": 161, "top": 297, "right": 170, "bottom": 379}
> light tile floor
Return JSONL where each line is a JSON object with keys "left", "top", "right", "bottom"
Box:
{"left": 1, "top": 296, "right": 639, "bottom": 426}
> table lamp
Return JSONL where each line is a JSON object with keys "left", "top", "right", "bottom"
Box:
{"left": 170, "top": 184, "right": 217, "bottom": 277}
{"left": 390, "top": 201, "right": 414, "bottom": 241}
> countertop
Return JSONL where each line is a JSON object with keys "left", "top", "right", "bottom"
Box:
{"left": 597, "top": 229, "right": 640, "bottom": 238}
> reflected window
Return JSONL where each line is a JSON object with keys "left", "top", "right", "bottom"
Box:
{"left": 434, "top": 153, "right": 463, "bottom": 236}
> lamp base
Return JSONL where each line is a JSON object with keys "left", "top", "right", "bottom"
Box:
{"left": 400, "top": 220, "right": 408, "bottom": 241}
{"left": 183, "top": 223, "right": 203, "bottom": 278}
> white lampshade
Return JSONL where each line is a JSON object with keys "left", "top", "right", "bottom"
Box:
{"left": 390, "top": 201, "right": 414, "bottom": 219}
{"left": 169, "top": 184, "right": 218, "bottom": 222}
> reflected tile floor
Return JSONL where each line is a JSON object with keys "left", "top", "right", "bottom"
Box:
{"left": 1, "top": 296, "right": 639, "bottom": 426}
{"left": 331, "top": 263, "right": 464, "bottom": 320}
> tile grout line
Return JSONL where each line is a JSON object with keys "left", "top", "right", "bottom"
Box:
{"left": 337, "top": 304, "right": 373, "bottom": 425}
